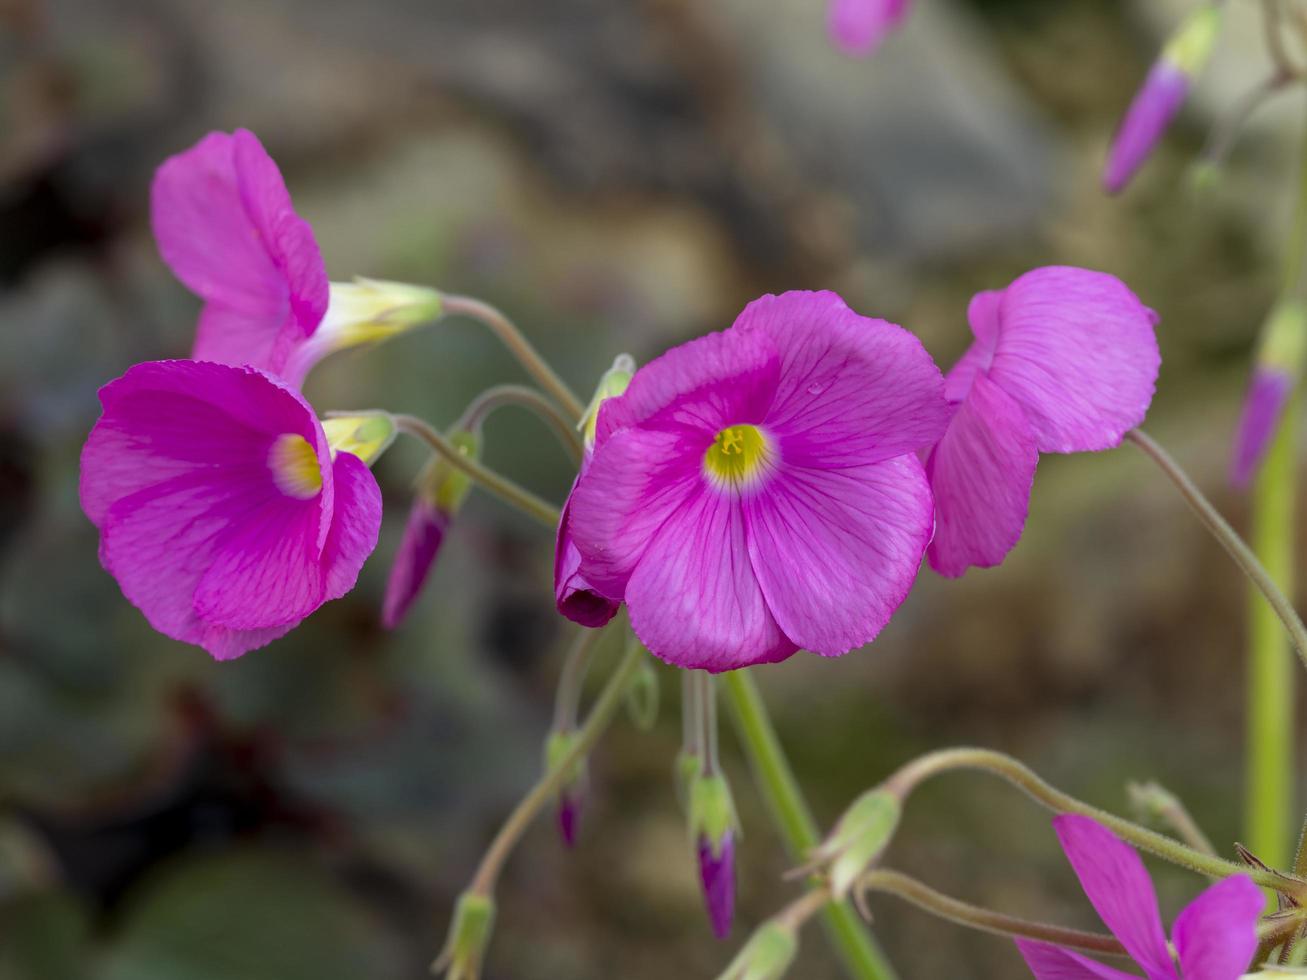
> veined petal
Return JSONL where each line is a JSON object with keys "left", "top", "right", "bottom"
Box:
{"left": 1052, "top": 816, "right": 1176, "bottom": 980}
{"left": 1015, "top": 940, "right": 1143, "bottom": 980}
{"left": 594, "top": 326, "right": 779, "bottom": 448}
{"left": 986, "top": 267, "right": 1160, "bottom": 453}
{"left": 733, "top": 291, "right": 949, "bottom": 467}
{"left": 555, "top": 483, "right": 621, "bottom": 628}
{"left": 925, "top": 374, "right": 1038, "bottom": 577}
{"left": 624, "top": 481, "right": 795, "bottom": 671}
{"left": 1171, "top": 876, "right": 1262, "bottom": 980}
{"left": 319, "top": 449, "right": 383, "bottom": 602}
{"left": 745, "top": 454, "right": 933, "bottom": 656}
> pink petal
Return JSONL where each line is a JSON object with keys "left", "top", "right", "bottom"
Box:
{"left": 1015, "top": 940, "right": 1143, "bottom": 980}
{"left": 1103, "top": 62, "right": 1189, "bottom": 195}
{"left": 733, "top": 290, "right": 949, "bottom": 467}
{"left": 943, "top": 290, "right": 1003, "bottom": 403}
{"left": 319, "top": 449, "right": 383, "bottom": 600}
{"left": 985, "top": 267, "right": 1160, "bottom": 454}
{"left": 827, "top": 0, "right": 909, "bottom": 56}
{"left": 381, "top": 495, "right": 449, "bottom": 629}
{"left": 555, "top": 482, "right": 621, "bottom": 629}
{"left": 745, "top": 454, "right": 933, "bottom": 655}
{"left": 623, "top": 476, "right": 795, "bottom": 671}
{"left": 1052, "top": 816, "right": 1176, "bottom": 980}
{"left": 1171, "top": 876, "right": 1262, "bottom": 980}
{"left": 151, "top": 130, "right": 326, "bottom": 376}
{"left": 594, "top": 326, "right": 780, "bottom": 449}
{"left": 925, "top": 373, "right": 1039, "bottom": 577}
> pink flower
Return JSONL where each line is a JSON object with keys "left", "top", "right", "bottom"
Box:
{"left": 79, "top": 360, "right": 381, "bottom": 660}
{"left": 827, "top": 0, "right": 909, "bottom": 57}
{"left": 151, "top": 130, "right": 328, "bottom": 380}
{"left": 567, "top": 291, "right": 949, "bottom": 671}
{"left": 555, "top": 467, "right": 622, "bottom": 629}
{"left": 1017, "top": 815, "right": 1261, "bottom": 980}
{"left": 927, "top": 267, "right": 1160, "bottom": 577}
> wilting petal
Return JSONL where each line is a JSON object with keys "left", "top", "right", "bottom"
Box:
{"left": 745, "top": 454, "right": 933, "bottom": 655}
{"left": 732, "top": 290, "right": 949, "bottom": 467}
{"left": 1052, "top": 816, "right": 1176, "bottom": 979}
{"left": 1103, "top": 61, "right": 1189, "bottom": 195}
{"left": 555, "top": 484, "right": 621, "bottom": 628}
{"left": 1015, "top": 940, "right": 1144, "bottom": 980}
{"left": 382, "top": 495, "right": 449, "bottom": 629}
{"left": 594, "top": 327, "right": 779, "bottom": 449}
{"left": 151, "top": 130, "right": 327, "bottom": 376}
{"left": 698, "top": 831, "right": 735, "bottom": 940}
{"left": 1171, "top": 876, "right": 1262, "bottom": 980}
{"left": 624, "top": 481, "right": 794, "bottom": 671}
{"left": 827, "top": 0, "right": 909, "bottom": 56}
{"left": 926, "top": 374, "right": 1039, "bottom": 577}
{"left": 1230, "top": 366, "right": 1293, "bottom": 489}
{"left": 985, "top": 267, "right": 1160, "bottom": 453}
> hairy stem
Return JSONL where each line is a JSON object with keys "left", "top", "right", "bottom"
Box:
{"left": 459, "top": 384, "right": 584, "bottom": 463}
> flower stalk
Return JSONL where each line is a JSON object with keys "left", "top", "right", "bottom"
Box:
{"left": 457, "top": 383, "right": 584, "bottom": 463}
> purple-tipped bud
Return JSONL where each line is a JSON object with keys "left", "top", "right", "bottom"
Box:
{"left": 557, "top": 786, "right": 584, "bottom": 849}
{"left": 697, "top": 830, "right": 735, "bottom": 940}
{"left": 1230, "top": 301, "right": 1305, "bottom": 489}
{"left": 1103, "top": 5, "right": 1221, "bottom": 194}
{"left": 382, "top": 430, "right": 477, "bottom": 629}
{"left": 545, "top": 730, "right": 589, "bottom": 849}
{"left": 826, "top": 0, "right": 909, "bottom": 57}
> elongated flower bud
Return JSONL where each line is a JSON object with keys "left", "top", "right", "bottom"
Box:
{"left": 321, "top": 412, "right": 397, "bottom": 466}
{"left": 382, "top": 430, "right": 478, "bottom": 628}
{"left": 1231, "top": 300, "right": 1306, "bottom": 488}
{"left": 715, "top": 920, "right": 798, "bottom": 980}
{"left": 808, "top": 789, "right": 901, "bottom": 899}
{"left": 1103, "top": 4, "right": 1222, "bottom": 194}
{"left": 545, "top": 729, "right": 589, "bottom": 848}
{"left": 432, "top": 891, "right": 495, "bottom": 980}
{"left": 689, "top": 772, "right": 739, "bottom": 939}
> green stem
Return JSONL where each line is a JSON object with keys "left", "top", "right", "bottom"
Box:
{"left": 470, "top": 636, "right": 642, "bottom": 896}
{"left": 459, "top": 384, "right": 585, "bottom": 463}
{"left": 552, "top": 628, "right": 603, "bottom": 731}
{"left": 722, "top": 671, "right": 899, "bottom": 980}
{"left": 393, "top": 414, "right": 561, "bottom": 528}
{"left": 441, "top": 294, "right": 586, "bottom": 422}
{"left": 883, "top": 747, "right": 1297, "bottom": 893}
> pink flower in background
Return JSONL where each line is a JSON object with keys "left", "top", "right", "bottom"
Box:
{"left": 927, "top": 267, "right": 1160, "bottom": 577}
{"left": 1230, "top": 367, "right": 1293, "bottom": 489}
{"left": 827, "top": 0, "right": 909, "bottom": 56}
{"left": 567, "top": 291, "right": 949, "bottom": 672}
{"left": 152, "top": 129, "right": 328, "bottom": 380}
{"left": 1017, "top": 815, "right": 1260, "bottom": 980}
{"left": 80, "top": 360, "right": 381, "bottom": 660}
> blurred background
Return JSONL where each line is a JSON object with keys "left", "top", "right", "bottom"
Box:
{"left": 1, "top": 0, "right": 1302, "bottom": 976}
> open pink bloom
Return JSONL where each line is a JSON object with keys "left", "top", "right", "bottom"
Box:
{"left": 151, "top": 130, "right": 327, "bottom": 380}
{"left": 80, "top": 360, "right": 381, "bottom": 660}
{"left": 1017, "top": 815, "right": 1261, "bottom": 980}
{"left": 567, "top": 290, "right": 949, "bottom": 671}
{"left": 927, "top": 267, "right": 1160, "bottom": 577}
{"left": 827, "top": 0, "right": 909, "bottom": 56}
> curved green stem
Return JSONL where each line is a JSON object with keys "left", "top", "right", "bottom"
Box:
{"left": 393, "top": 414, "right": 561, "bottom": 528}
{"left": 441, "top": 294, "right": 585, "bottom": 422}
{"left": 459, "top": 384, "right": 584, "bottom": 463}
{"left": 722, "top": 671, "right": 898, "bottom": 980}
{"left": 553, "top": 628, "right": 603, "bottom": 732}
{"left": 883, "top": 747, "right": 1298, "bottom": 893}
{"left": 470, "top": 636, "right": 642, "bottom": 896}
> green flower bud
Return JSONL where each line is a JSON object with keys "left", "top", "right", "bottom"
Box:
{"left": 579, "top": 354, "right": 635, "bottom": 451}
{"left": 323, "top": 277, "right": 443, "bottom": 348}
{"left": 811, "top": 789, "right": 901, "bottom": 899}
{"left": 321, "top": 412, "right": 397, "bottom": 466}
{"left": 431, "top": 891, "right": 495, "bottom": 979}
{"left": 715, "top": 921, "right": 798, "bottom": 980}
{"left": 1161, "top": 4, "right": 1222, "bottom": 78}
{"left": 689, "top": 772, "right": 738, "bottom": 854}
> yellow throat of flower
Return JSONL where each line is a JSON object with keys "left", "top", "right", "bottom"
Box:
{"left": 268, "top": 433, "right": 324, "bottom": 499}
{"left": 703, "top": 424, "right": 772, "bottom": 489}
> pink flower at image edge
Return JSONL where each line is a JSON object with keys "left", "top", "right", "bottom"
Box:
{"left": 828, "top": 0, "right": 909, "bottom": 56}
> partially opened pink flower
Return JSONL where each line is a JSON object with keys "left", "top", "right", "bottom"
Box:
{"left": 1017, "top": 815, "right": 1261, "bottom": 980}
{"left": 151, "top": 129, "right": 328, "bottom": 379}
{"left": 567, "top": 291, "right": 949, "bottom": 671}
{"left": 927, "top": 267, "right": 1160, "bottom": 577}
{"left": 827, "top": 0, "right": 909, "bottom": 56}
{"left": 80, "top": 360, "right": 381, "bottom": 659}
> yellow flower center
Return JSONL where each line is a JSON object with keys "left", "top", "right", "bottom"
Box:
{"left": 703, "top": 424, "right": 773, "bottom": 489}
{"left": 268, "top": 433, "right": 323, "bottom": 499}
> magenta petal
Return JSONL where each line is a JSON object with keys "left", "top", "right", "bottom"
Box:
{"left": 319, "top": 450, "right": 383, "bottom": 603}
{"left": 1230, "top": 366, "right": 1293, "bottom": 489}
{"left": 698, "top": 832, "right": 735, "bottom": 940}
{"left": 1052, "top": 816, "right": 1176, "bottom": 980}
{"left": 745, "top": 454, "right": 933, "bottom": 656}
{"left": 554, "top": 483, "right": 621, "bottom": 628}
{"left": 827, "top": 0, "right": 909, "bottom": 56}
{"left": 926, "top": 374, "right": 1039, "bottom": 578}
{"left": 985, "top": 267, "right": 1160, "bottom": 454}
{"left": 732, "top": 291, "right": 949, "bottom": 467}
{"left": 1171, "top": 876, "right": 1262, "bottom": 980}
{"left": 382, "top": 495, "right": 449, "bottom": 629}
{"left": 624, "top": 478, "right": 795, "bottom": 671}
{"left": 1015, "top": 940, "right": 1143, "bottom": 980}
{"left": 151, "top": 130, "right": 327, "bottom": 376}
{"left": 1103, "top": 62, "right": 1189, "bottom": 195}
